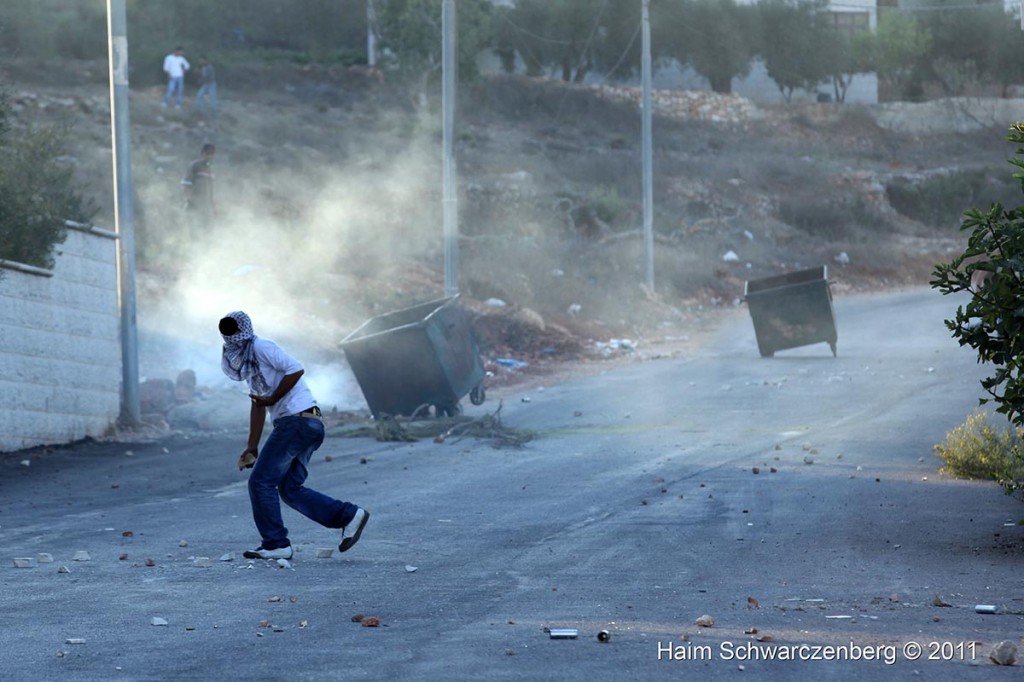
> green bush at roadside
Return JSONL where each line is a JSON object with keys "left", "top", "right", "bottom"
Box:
{"left": 934, "top": 411, "right": 1024, "bottom": 501}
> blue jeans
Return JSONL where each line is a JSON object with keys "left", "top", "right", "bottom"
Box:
{"left": 162, "top": 76, "right": 184, "bottom": 106}
{"left": 196, "top": 82, "right": 217, "bottom": 113}
{"left": 248, "top": 416, "right": 357, "bottom": 549}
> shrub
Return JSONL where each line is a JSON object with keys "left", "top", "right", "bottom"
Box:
{"left": 0, "top": 88, "right": 95, "bottom": 269}
{"left": 590, "top": 185, "right": 627, "bottom": 224}
{"left": 778, "top": 195, "right": 890, "bottom": 240}
{"left": 931, "top": 123, "right": 1024, "bottom": 430}
{"left": 934, "top": 411, "right": 1024, "bottom": 500}
{"left": 887, "top": 169, "right": 1020, "bottom": 228}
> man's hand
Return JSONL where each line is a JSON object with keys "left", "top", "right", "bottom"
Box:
{"left": 238, "top": 447, "right": 258, "bottom": 471}
{"left": 250, "top": 393, "right": 276, "bottom": 408}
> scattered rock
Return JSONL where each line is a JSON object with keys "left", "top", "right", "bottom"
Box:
{"left": 351, "top": 614, "right": 365, "bottom": 623}
{"left": 803, "top": 456, "right": 814, "bottom": 465}
{"left": 175, "top": 369, "right": 197, "bottom": 403}
{"left": 276, "top": 559, "right": 292, "bottom": 569}
{"left": 752, "top": 467, "right": 760, "bottom": 475}
{"left": 405, "top": 565, "right": 418, "bottom": 573}
{"left": 20, "top": 460, "right": 30, "bottom": 467}
{"left": 989, "top": 641, "right": 1017, "bottom": 666}
{"left": 145, "top": 558, "right": 156, "bottom": 567}
{"left": 192, "top": 557, "right": 211, "bottom": 568}
{"left": 695, "top": 615, "right": 714, "bottom": 628}
{"left": 932, "top": 594, "right": 952, "bottom": 608}
{"left": 178, "top": 540, "right": 189, "bottom": 548}
{"left": 13, "top": 557, "right": 36, "bottom": 568}
{"left": 361, "top": 616, "right": 381, "bottom": 627}
{"left": 57, "top": 565, "right": 70, "bottom": 574}
{"left": 65, "top": 638, "right": 86, "bottom": 645}
{"left": 747, "top": 596, "right": 759, "bottom": 609}
{"left": 36, "top": 553, "right": 54, "bottom": 563}
{"left": 219, "top": 553, "right": 235, "bottom": 562}
{"left": 151, "top": 617, "right": 169, "bottom": 627}
{"left": 72, "top": 551, "right": 91, "bottom": 562}
{"left": 316, "top": 548, "right": 334, "bottom": 559}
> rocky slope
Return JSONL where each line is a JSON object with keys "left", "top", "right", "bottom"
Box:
{"left": 3, "top": 58, "right": 1014, "bottom": 399}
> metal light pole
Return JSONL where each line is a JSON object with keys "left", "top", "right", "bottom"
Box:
{"left": 442, "top": 0, "right": 459, "bottom": 296}
{"left": 641, "top": 0, "right": 655, "bottom": 291}
{"left": 107, "top": 0, "right": 141, "bottom": 425}
{"left": 367, "top": 0, "right": 378, "bottom": 67}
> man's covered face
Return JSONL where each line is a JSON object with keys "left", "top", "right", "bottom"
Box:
{"left": 219, "top": 311, "right": 254, "bottom": 345}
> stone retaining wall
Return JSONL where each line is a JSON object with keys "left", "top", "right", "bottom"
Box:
{"left": 0, "top": 224, "right": 120, "bottom": 452}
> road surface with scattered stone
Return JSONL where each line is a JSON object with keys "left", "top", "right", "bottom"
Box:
{"left": 2, "top": 287, "right": 1022, "bottom": 680}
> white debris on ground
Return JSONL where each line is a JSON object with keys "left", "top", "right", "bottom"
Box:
{"left": 594, "top": 338, "right": 637, "bottom": 356}
{"left": 590, "top": 85, "right": 760, "bottom": 126}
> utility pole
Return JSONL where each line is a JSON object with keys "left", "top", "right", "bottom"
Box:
{"left": 641, "top": 0, "right": 655, "bottom": 291}
{"left": 367, "top": 0, "right": 378, "bottom": 67}
{"left": 106, "top": 0, "right": 141, "bottom": 426}
{"left": 442, "top": 0, "right": 459, "bottom": 296}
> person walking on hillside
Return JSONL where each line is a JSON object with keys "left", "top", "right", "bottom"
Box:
{"left": 196, "top": 55, "right": 217, "bottom": 116}
{"left": 219, "top": 311, "right": 370, "bottom": 560}
{"left": 181, "top": 143, "right": 216, "bottom": 238}
{"left": 161, "top": 46, "right": 190, "bottom": 108}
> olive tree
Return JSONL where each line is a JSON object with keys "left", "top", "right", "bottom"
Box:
{"left": 658, "top": 0, "right": 758, "bottom": 95}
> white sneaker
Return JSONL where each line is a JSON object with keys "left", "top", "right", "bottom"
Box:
{"left": 243, "top": 544, "right": 293, "bottom": 560}
{"left": 339, "top": 508, "right": 369, "bottom": 553}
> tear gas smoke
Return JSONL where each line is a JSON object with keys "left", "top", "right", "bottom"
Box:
{"left": 138, "top": 121, "right": 446, "bottom": 412}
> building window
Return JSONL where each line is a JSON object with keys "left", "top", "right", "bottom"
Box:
{"left": 825, "top": 10, "right": 870, "bottom": 37}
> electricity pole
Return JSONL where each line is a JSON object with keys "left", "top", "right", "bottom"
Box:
{"left": 367, "top": 0, "right": 378, "bottom": 67}
{"left": 442, "top": 0, "right": 459, "bottom": 296}
{"left": 641, "top": 0, "right": 655, "bottom": 291}
{"left": 107, "top": 0, "right": 140, "bottom": 426}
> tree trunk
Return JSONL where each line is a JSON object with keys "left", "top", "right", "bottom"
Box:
{"left": 709, "top": 75, "right": 732, "bottom": 94}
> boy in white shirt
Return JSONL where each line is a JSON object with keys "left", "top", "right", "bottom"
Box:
{"left": 219, "top": 311, "right": 370, "bottom": 560}
{"left": 161, "top": 46, "right": 190, "bottom": 108}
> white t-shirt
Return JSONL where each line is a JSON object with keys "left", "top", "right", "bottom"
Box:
{"left": 163, "top": 54, "right": 190, "bottom": 79}
{"left": 248, "top": 337, "right": 317, "bottom": 421}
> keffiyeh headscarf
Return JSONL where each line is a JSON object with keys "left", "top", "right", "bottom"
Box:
{"left": 220, "top": 310, "right": 271, "bottom": 397}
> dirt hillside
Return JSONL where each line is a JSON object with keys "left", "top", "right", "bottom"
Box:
{"left": 2, "top": 57, "right": 1013, "bottom": 395}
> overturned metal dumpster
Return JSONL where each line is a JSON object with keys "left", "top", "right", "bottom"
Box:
{"left": 341, "top": 296, "right": 486, "bottom": 418}
{"left": 744, "top": 265, "right": 837, "bottom": 358}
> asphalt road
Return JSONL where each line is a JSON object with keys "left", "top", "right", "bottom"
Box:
{"left": 2, "top": 287, "right": 1022, "bottom": 681}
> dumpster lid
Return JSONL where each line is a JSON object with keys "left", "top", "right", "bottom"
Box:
{"left": 744, "top": 265, "right": 828, "bottom": 297}
{"left": 341, "top": 295, "right": 460, "bottom": 346}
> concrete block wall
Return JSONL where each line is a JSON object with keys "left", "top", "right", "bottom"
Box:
{"left": 0, "top": 224, "right": 121, "bottom": 452}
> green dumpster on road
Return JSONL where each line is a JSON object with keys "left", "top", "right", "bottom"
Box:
{"left": 744, "top": 265, "right": 838, "bottom": 358}
{"left": 341, "top": 296, "right": 486, "bottom": 418}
